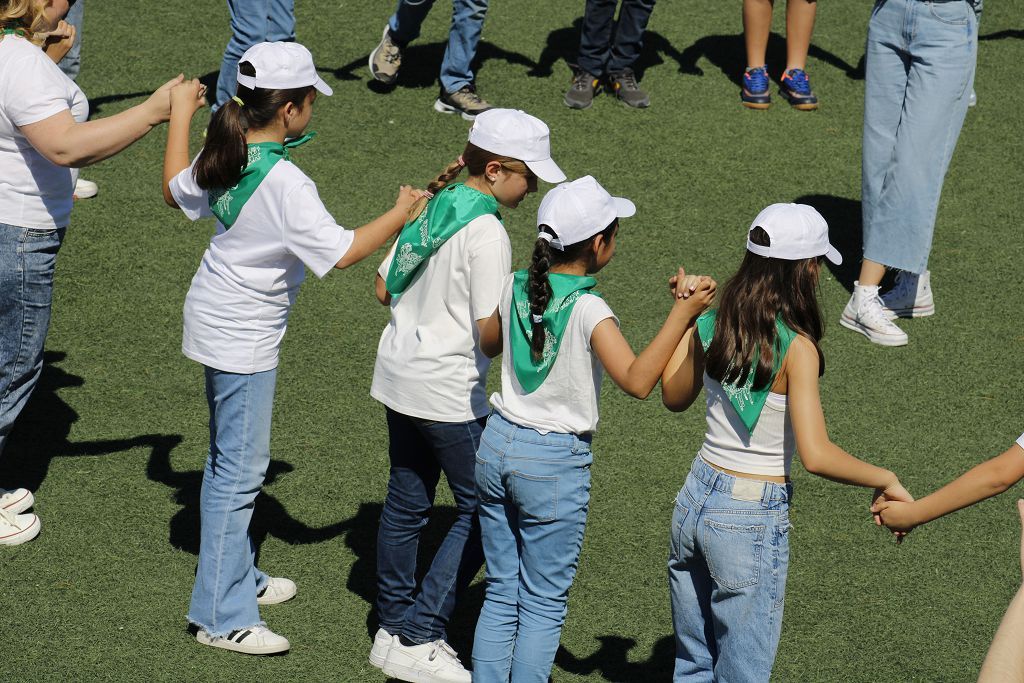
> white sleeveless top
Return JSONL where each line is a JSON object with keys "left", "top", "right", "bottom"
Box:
{"left": 698, "top": 372, "right": 795, "bottom": 477}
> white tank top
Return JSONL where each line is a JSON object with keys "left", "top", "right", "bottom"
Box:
{"left": 698, "top": 372, "right": 795, "bottom": 477}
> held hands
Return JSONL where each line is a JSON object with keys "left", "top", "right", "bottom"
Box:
{"left": 668, "top": 267, "right": 716, "bottom": 318}
{"left": 42, "top": 20, "right": 76, "bottom": 64}
{"left": 393, "top": 185, "right": 421, "bottom": 214}
{"left": 145, "top": 74, "right": 187, "bottom": 125}
{"left": 170, "top": 79, "right": 208, "bottom": 118}
{"left": 870, "top": 476, "right": 915, "bottom": 541}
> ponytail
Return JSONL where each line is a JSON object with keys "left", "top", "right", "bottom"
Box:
{"left": 406, "top": 156, "right": 466, "bottom": 222}
{"left": 528, "top": 229, "right": 554, "bottom": 361}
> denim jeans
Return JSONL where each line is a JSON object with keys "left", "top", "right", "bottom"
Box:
{"left": 375, "top": 408, "right": 485, "bottom": 644}
{"left": 669, "top": 456, "right": 792, "bottom": 683}
{"left": 472, "top": 412, "right": 593, "bottom": 683}
{"left": 214, "top": 0, "right": 296, "bottom": 108}
{"left": 861, "top": 0, "right": 977, "bottom": 274}
{"left": 57, "top": 0, "right": 83, "bottom": 81}
{"left": 388, "top": 0, "right": 489, "bottom": 94}
{"left": 0, "top": 224, "right": 65, "bottom": 462}
{"left": 577, "top": 0, "right": 657, "bottom": 76}
{"left": 187, "top": 365, "right": 275, "bottom": 636}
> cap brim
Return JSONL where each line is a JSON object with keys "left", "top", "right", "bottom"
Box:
{"left": 613, "top": 197, "right": 636, "bottom": 219}
{"left": 824, "top": 244, "right": 842, "bottom": 265}
{"left": 525, "top": 158, "right": 566, "bottom": 183}
{"left": 313, "top": 77, "right": 333, "bottom": 96}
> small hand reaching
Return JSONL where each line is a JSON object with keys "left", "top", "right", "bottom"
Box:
{"left": 871, "top": 478, "right": 915, "bottom": 541}
{"left": 42, "top": 20, "right": 76, "bottom": 64}
{"left": 170, "top": 79, "right": 208, "bottom": 117}
{"left": 394, "top": 185, "right": 419, "bottom": 213}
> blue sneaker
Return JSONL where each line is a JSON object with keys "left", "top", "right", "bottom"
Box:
{"left": 741, "top": 66, "right": 771, "bottom": 109}
{"left": 779, "top": 69, "right": 819, "bottom": 110}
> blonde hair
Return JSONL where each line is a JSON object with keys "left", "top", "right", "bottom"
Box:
{"left": 0, "top": 0, "right": 47, "bottom": 45}
{"left": 407, "top": 142, "right": 530, "bottom": 221}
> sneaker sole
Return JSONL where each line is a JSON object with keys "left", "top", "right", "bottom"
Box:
{"left": 369, "top": 645, "right": 390, "bottom": 669}
{"left": 883, "top": 304, "right": 935, "bottom": 319}
{"left": 433, "top": 98, "right": 480, "bottom": 121}
{"left": 256, "top": 586, "right": 296, "bottom": 605}
{"left": 839, "top": 315, "right": 908, "bottom": 347}
{"left": 196, "top": 630, "right": 290, "bottom": 655}
{"left": 779, "top": 89, "right": 818, "bottom": 110}
{"left": 564, "top": 95, "right": 593, "bottom": 110}
{"left": 2, "top": 489, "right": 34, "bottom": 515}
{"left": 381, "top": 660, "right": 468, "bottom": 683}
{"left": 741, "top": 99, "right": 771, "bottom": 110}
{"left": 368, "top": 26, "right": 399, "bottom": 85}
{"left": 0, "top": 514, "right": 40, "bottom": 546}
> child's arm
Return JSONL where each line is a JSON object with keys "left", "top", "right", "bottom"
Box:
{"left": 374, "top": 274, "right": 391, "bottom": 305}
{"left": 978, "top": 500, "right": 1024, "bottom": 682}
{"left": 478, "top": 308, "right": 502, "bottom": 358}
{"left": 591, "top": 271, "right": 715, "bottom": 400}
{"left": 787, "top": 335, "right": 912, "bottom": 503}
{"left": 661, "top": 326, "right": 705, "bottom": 412}
{"left": 873, "top": 442, "right": 1024, "bottom": 533}
{"left": 334, "top": 186, "right": 418, "bottom": 269}
{"left": 162, "top": 79, "right": 207, "bottom": 208}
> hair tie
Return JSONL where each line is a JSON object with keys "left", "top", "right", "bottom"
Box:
{"left": 231, "top": 96, "right": 245, "bottom": 107}
{"left": 537, "top": 232, "right": 553, "bottom": 243}
{"left": 456, "top": 155, "right": 465, "bottom": 168}
{"left": 421, "top": 190, "right": 434, "bottom": 200}
{"left": 531, "top": 314, "right": 543, "bottom": 324}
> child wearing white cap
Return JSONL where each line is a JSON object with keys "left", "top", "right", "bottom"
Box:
{"left": 161, "top": 42, "right": 419, "bottom": 655}
{"left": 471, "top": 176, "right": 715, "bottom": 681}
{"left": 368, "top": 108, "right": 565, "bottom": 683}
{"left": 660, "top": 203, "right": 912, "bottom": 681}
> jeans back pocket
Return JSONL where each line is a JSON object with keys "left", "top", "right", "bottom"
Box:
{"left": 703, "top": 519, "right": 765, "bottom": 590}
{"left": 511, "top": 471, "right": 558, "bottom": 523}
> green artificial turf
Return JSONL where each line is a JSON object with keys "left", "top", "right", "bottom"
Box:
{"left": 1, "top": 1, "right": 1023, "bottom": 680}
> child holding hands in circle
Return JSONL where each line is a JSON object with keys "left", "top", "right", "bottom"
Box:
{"left": 162, "top": 42, "right": 418, "bottom": 655}
{"left": 472, "top": 175, "right": 716, "bottom": 682}
{"left": 660, "top": 203, "right": 912, "bottom": 681}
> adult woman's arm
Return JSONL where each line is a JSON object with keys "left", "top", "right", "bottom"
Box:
{"left": 19, "top": 74, "right": 183, "bottom": 168}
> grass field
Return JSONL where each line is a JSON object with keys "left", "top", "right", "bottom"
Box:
{"left": 1, "top": 1, "right": 1023, "bottom": 681}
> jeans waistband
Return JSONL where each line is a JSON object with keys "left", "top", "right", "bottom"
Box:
{"left": 690, "top": 456, "right": 792, "bottom": 506}
{"left": 487, "top": 411, "right": 592, "bottom": 451}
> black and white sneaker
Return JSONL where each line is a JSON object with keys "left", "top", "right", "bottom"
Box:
{"left": 195, "top": 625, "right": 290, "bottom": 655}
{"left": 433, "top": 84, "right": 493, "bottom": 121}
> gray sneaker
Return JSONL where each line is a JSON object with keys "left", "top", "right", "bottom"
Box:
{"left": 369, "top": 25, "right": 402, "bottom": 85}
{"left": 565, "top": 69, "right": 600, "bottom": 109}
{"left": 609, "top": 68, "right": 650, "bottom": 108}
{"left": 433, "top": 85, "right": 493, "bottom": 121}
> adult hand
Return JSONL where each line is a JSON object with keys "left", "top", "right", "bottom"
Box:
{"left": 393, "top": 185, "right": 418, "bottom": 213}
{"left": 170, "top": 79, "right": 207, "bottom": 117}
{"left": 42, "top": 20, "right": 75, "bottom": 64}
{"left": 144, "top": 74, "right": 187, "bottom": 125}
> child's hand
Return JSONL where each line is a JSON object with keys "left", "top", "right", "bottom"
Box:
{"left": 672, "top": 272, "right": 716, "bottom": 319}
{"left": 393, "top": 185, "right": 418, "bottom": 213}
{"left": 170, "top": 79, "right": 207, "bottom": 117}
{"left": 145, "top": 74, "right": 187, "bottom": 124}
{"left": 871, "top": 478, "right": 914, "bottom": 541}
{"left": 873, "top": 500, "right": 920, "bottom": 535}
{"left": 42, "top": 20, "right": 76, "bottom": 64}
{"left": 668, "top": 267, "right": 715, "bottom": 300}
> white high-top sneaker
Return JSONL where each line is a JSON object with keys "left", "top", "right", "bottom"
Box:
{"left": 840, "top": 281, "right": 909, "bottom": 346}
{"left": 369, "top": 628, "right": 397, "bottom": 670}
{"left": 880, "top": 270, "right": 934, "bottom": 319}
{"left": 382, "top": 638, "right": 472, "bottom": 683}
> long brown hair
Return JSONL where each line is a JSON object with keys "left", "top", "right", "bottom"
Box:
{"left": 193, "top": 61, "right": 314, "bottom": 190}
{"left": 705, "top": 226, "right": 825, "bottom": 389}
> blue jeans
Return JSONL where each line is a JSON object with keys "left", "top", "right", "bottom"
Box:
{"left": 0, "top": 224, "right": 65, "bottom": 462}
{"left": 388, "top": 0, "right": 489, "bottom": 93}
{"left": 214, "top": 0, "right": 296, "bottom": 108}
{"left": 861, "top": 0, "right": 977, "bottom": 274}
{"left": 57, "top": 0, "right": 83, "bottom": 81}
{"left": 187, "top": 366, "right": 276, "bottom": 636}
{"left": 375, "top": 408, "right": 485, "bottom": 644}
{"left": 669, "top": 457, "right": 792, "bottom": 683}
{"left": 472, "top": 412, "right": 593, "bottom": 683}
{"left": 577, "top": 0, "right": 657, "bottom": 76}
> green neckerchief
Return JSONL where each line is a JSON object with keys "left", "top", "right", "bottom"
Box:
{"left": 1, "top": 27, "right": 27, "bottom": 38}
{"left": 696, "top": 309, "right": 797, "bottom": 433}
{"left": 510, "top": 269, "right": 600, "bottom": 394}
{"left": 208, "top": 132, "right": 315, "bottom": 228}
{"left": 385, "top": 183, "right": 501, "bottom": 295}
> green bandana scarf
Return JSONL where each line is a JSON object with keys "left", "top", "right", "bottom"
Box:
{"left": 510, "top": 270, "right": 600, "bottom": 394}
{"left": 696, "top": 309, "right": 797, "bottom": 433}
{"left": 208, "top": 132, "right": 315, "bottom": 228}
{"left": 385, "top": 183, "right": 501, "bottom": 295}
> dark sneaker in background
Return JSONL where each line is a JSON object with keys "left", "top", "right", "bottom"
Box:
{"left": 779, "top": 68, "right": 818, "bottom": 110}
{"left": 369, "top": 25, "right": 403, "bottom": 85}
{"left": 434, "top": 84, "right": 493, "bottom": 120}
{"left": 608, "top": 68, "right": 650, "bottom": 108}
{"left": 741, "top": 65, "right": 771, "bottom": 109}
{"left": 565, "top": 68, "right": 601, "bottom": 109}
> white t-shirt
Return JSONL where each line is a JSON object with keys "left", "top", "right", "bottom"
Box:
{"left": 169, "top": 158, "right": 353, "bottom": 374}
{"left": 0, "top": 34, "right": 89, "bottom": 229}
{"left": 371, "top": 214, "right": 510, "bottom": 422}
{"left": 491, "top": 273, "right": 617, "bottom": 435}
{"left": 1017, "top": 432, "right": 1024, "bottom": 450}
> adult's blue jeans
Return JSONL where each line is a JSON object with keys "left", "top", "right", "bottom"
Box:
{"left": 214, "top": 0, "right": 296, "bottom": 109}
{"left": 57, "top": 0, "right": 83, "bottom": 81}
{"left": 861, "top": 0, "right": 977, "bottom": 274}
{"left": 577, "top": 0, "right": 657, "bottom": 76}
{"left": 375, "top": 407, "right": 485, "bottom": 644}
{"left": 472, "top": 412, "right": 593, "bottom": 683}
{"left": 387, "top": 0, "right": 489, "bottom": 94}
{"left": 669, "top": 456, "right": 792, "bottom": 683}
{"left": 187, "top": 365, "right": 275, "bottom": 636}
{"left": 0, "top": 224, "right": 64, "bottom": 462}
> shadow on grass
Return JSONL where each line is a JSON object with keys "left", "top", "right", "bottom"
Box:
{"left": 0, "top": 350, "right": 183, "bottom": 492}
{"left": 555, "top": 634, "right": 675, "bottom": 681}
{"left": 793, "top": 194, "right": 864, "bottom": 292}
{"left": 980, "top": 29, "right": 1024, "bottom": 41}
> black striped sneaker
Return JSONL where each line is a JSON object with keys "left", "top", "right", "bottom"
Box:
{"left": 195, "top": 625, "right": 290, "bottom": 655}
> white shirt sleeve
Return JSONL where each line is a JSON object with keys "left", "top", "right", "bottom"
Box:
{"left": 4, "top": 51, "right": 72, "bottom": 127}
{"left": 378, "top": 240, "right": 398, "bottom": 280}
{"left": 577, "top": 295, "right": 618, "bottom": 351}
{"left": 168, "top": 160, "right": 213, "bottom": 222}
{"left": 1017, "top": 432, "right": 1024, "bottom": 451}
{"left": 467, "top": 215, "right": 511, "bottom": 321}
{"left": 281, "top": 180, "right": 354, "bottom": 279}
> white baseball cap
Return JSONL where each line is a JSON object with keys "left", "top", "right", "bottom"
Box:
{"left": 236, "top": 42, "right": 333, "bottom": 96}
{"left": 746, "top": 203, "right": 842, "bottom": 264}
{"left": 536, "top": 176, "right": 635, "bottom": 250}
{"left": 468, "top": 109, "right": 566, "bottom": 183}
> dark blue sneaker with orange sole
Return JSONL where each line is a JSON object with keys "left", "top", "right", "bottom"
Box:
{"left": 741, "top": 66, "right": 771, "bottom": 109}
{"left": 779, "top": 68, "right": 818, "bottom": 110}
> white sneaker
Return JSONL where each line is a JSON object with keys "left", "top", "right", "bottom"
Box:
{"left": 195, "top": 625, "right": 290, "bottom": 655}
{"left": 840, "top": 281, "right": 909, "bottom": 346}
{"left": 382, "top": 638, "right": 472, "bottom": 683}
{"left": 880, "top": 270, "right": 934, "bottom": 319}
{"left": 256, "top": 576, "right": 296, "bottom": 605}
{"left": 73, "top": 177, "right": 98, "bottom": 199}
{"left": 0, "top": 506, "right": 41, "bottom": 546}
{"left": 369, "top": 627, "right": 397, "bottom": 670}
{"left": 0, "top": 487, "right": 34, "bottom": 515}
